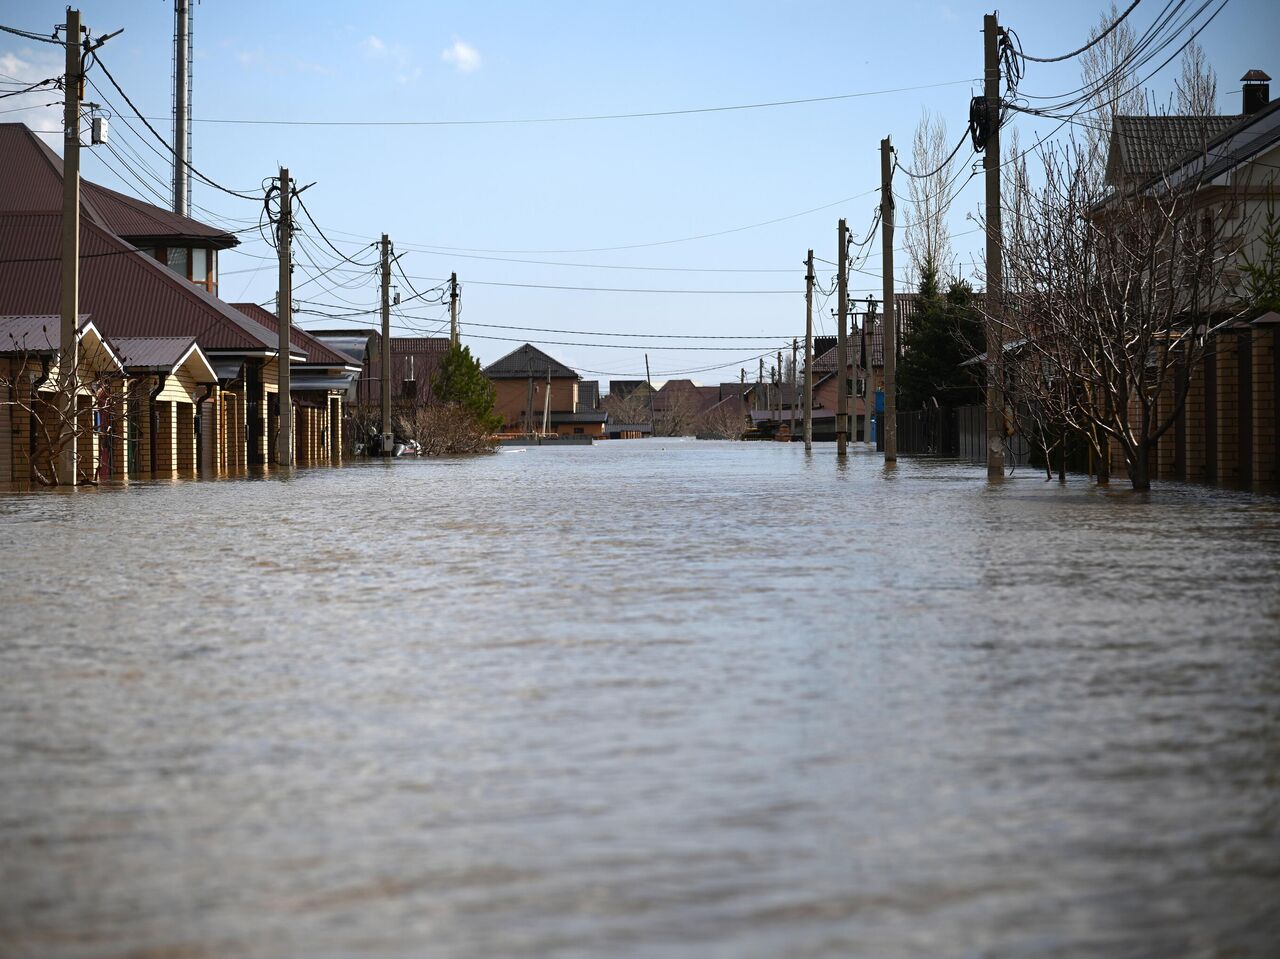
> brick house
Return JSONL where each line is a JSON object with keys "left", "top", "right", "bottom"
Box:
{"left": 482, "top": 343, "right": 605, "bottom": 436}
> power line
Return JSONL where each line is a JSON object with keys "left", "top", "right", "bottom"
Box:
{"left": 1015, "top": 0, "right": 1144, "bottom": 64}
{"left": 89, "top": 51, "right": 261, "bottom": 201}
{"left": 133, "top": 77, "right": 980, "bottom": 128}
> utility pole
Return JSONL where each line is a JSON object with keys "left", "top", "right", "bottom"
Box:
{"left": 881, "top": 137, "right": 897, "bottom": 463}
{"left": 644, "top": 353, "right": 655, "bottom": 430}
{"left": 276, "top": 167, "right": 293, "bottom": 466}
{"left": 541, "top": 366, "right": 552, "bottom": 435}
{"left": 758, "top": 357, "right": 765, "bottom": 411}
{"left": 790, "top": 338, "right": 798, "bottom": 437}
{"left": 863, "top": 299, "right": 876, "bottom": 445}
{"left": 983, "top": 11, "right": 1005, "bottom": 479}
{"left": 449, "top": 272, "right": 459, "bottom": 347}
{"left": 836, "top": 218, "right": 849, "bottom": 457}
{"left": 804, "top": 249, "right": 814, "bottom": 451}
{"left": 380, "top": 233, "right": 392, "bottom": 454}
{"left": 172, "top": 0, "right": 190, "bottom": 216}
{"left": 776, "top": 350, "right": 783, "bottom": 422}
{"left": 58, "top": 8, "right": 83, "bottom": 485}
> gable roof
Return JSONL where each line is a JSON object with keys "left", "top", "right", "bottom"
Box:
{"left": 0, "top": 212, "right": 277, "bottom": 352}
{"left": 1106, "top": 114, "right": 1242, "bottom": 185}
{"left": 111, "top": 336, "right": 217, "bottom": 383}
{"left": 0, "top": 124, "right": 239, "bottom": 247}
{"left": 233, "top": 303, "right": 351, "bottom": 367}
{"left": 482, "top": 342, "right": 578, "bottom": 379}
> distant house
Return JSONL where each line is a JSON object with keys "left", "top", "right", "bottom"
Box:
{"left": 482, "top": 343, "right": 606, "bottom": 437}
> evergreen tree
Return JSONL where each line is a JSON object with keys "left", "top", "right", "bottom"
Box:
{"left": 433, "top": 344, "right": 502, "bottom": 432}
{"left": 898, "top": 256, "right": 983, "bottom": 411}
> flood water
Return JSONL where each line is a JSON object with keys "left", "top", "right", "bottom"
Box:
{"left": 1, "top": 440, "right": 1278, "bottom": 958}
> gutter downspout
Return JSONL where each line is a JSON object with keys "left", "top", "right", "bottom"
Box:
{"left": 149, "top": 373, "right": 167, "bottom": 477}
{"left": 30, "top": 357, "right": 50, "bottom": 481}
{"left": 193, "top": 382, "right": 215, "bottom": 477}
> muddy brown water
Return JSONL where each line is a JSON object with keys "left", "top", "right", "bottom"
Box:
{"left": 1, "top": 440, "right": 1278, "bottom": 958}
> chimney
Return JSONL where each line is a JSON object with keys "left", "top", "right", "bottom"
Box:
{"left": 1242, "top": 69, "right": 1271, "bottom": 115}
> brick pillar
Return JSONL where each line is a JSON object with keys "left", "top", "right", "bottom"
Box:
{"left": 1215, "top": 335, "right": 1240, "bottom": 484}
{"left": 1185, "top": 348, "right": 1207, "bottom": 482}
{"left": 1254, "top": 326, "right": 1278, "bottom": 487}
{"left": 177, "top": 402, "right": 195, "bottom": 473}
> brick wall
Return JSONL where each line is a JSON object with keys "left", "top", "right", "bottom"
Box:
{"left": 1254, "top": 327, "right": 1278, "bottom": 487}
{"left": 1215, "top": 336, "right": 1241, "bottom": 483}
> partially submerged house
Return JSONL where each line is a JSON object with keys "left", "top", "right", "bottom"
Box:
{"left": 0, "top": 122, "right": 336, "bottom": 483}
{"left": 482, "top": 343, "right": 606, "bottom": 437}
{"left": 1096, "top": 72, "right": 1280, "bottom": 486}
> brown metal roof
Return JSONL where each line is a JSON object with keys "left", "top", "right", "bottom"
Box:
{"left": 0, "top": 314, "right": 87, "bottom": 352}
{"left": 82, "top": 181, "right": 239, "bottom": 248}
{"left": 233, "top": 303, "right": 354, "bottom": 367}
{"left": 0, "top": 212, "right": 276, "bottom": 352}
{"left": 0, "top": 123, "right": 238, "bottom": 247}
{"left": 109, "top": 336, "right": 199, "bottom": 371}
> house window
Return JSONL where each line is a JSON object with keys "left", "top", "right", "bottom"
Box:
{"left": 166, "top": 247, "right": 188, "bottom": 278}
{"left": 402, "top": 379, "right": 417, "bottom": 400}
{"left": 191, "top": 248, "right": 208, "bottom": 283}
{"left": 574, "top": 427, "right": 584, "bottom": 435}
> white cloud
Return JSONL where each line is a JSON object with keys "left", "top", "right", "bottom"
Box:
{"left": 0, "top": 49, "right": 65, "bottom": 142}
{"left": 441, "top": 38, "right": 481, "bottom": 73}
{"left": 361, "top": 35, "right": 386, "bottom": 57}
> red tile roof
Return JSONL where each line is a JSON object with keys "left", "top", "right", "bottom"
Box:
{"left": 233, "top": 303, "right": 355, "bottom": 367}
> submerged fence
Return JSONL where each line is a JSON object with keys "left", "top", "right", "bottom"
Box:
{"left": 897, "top": 405, "right": 1032, "bottom": 467}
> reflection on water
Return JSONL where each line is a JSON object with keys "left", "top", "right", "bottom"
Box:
{"left": 1, "top": 440, "right": 1278, "bottom": 958}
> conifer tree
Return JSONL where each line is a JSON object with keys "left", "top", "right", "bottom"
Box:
{"left": 898, "top": 256, "right": 982, "bottom": 411}
{"left": 433, "top": 344, "right": 502, "bottom": 432}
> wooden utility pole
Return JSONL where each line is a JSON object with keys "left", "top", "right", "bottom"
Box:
{"left": 863, "top": 300, "right": 875, "bottom": 445}
{"left": 790, "top": 338, "right": 798, "bottom": 436}
{"left": 449, "top": 272, "right": 459, "bottom": 347}
{"left": 758, "top": 357, "right": 765, "bottom": 411}
{"left": 803, "top": 250, "right": 814, "bottom": 451}
{"left": 983, "top": 11, "right": 1005, "bottom": 479}
{"left": 645, "top": 353, "right": 655, "bottom": 430}
{"left": 58, "top": 8, "right": 83, "bottom": 485}
{"left": 379, "top": 233, "right": 392, "bottom": 454}
{"left": 836, "top": 218, "right": 849, "bottom": 457}
{"left": 881, "top": 137, "right": 897, "bottom": 463}
{"left": 541, "top": 366, "right": 551, "bottom": 435}
{"left": 776, "top": 350, "right": 783, "bottom": 422}
{"left": 276, "top": 167, "right": 293, "bottom": 466}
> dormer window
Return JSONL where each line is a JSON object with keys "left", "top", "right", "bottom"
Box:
{"left": 150, "top": 245, "right": 218, "bottom": 294}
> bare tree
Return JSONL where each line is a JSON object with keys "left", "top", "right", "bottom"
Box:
{"left": 904, "top": 109, "right": 956, "bottom": 281}
{"left": 395, "top": 405, "right": 496, "bottom": 455}
{"left": 600, "top": 388, "right": 652, "bottom": 426}
{"left": 999, "top": 136, "right": 1252, "bottom": 490}
{"left": 695, "top": 400, "right": 748, "bottom": 440}
{"left": 1176, "top": 40, "right": 1218, "bottom": 116}
{"left": 0, "top": 336, "right": 136, "bottom": 487}
{"left": 1079, "top": 2, "right": 1146, "bottom": 186}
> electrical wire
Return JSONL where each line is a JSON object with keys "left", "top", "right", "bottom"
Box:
{"left": 88, "top": 51, "right": 261, "bottom": 201}
{"left": 1015, "top": 0, "right": 1144, "bottom": 63}
{"left": 133, "top": 77, "right": 981, "bottom": 128}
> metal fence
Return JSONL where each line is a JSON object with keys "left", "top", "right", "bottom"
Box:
{"left": 897, "top": 405, "right": 1031, "bottom": 466}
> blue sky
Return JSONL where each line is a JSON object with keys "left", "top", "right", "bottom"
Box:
{"left": 2, "top": 0, "right": 1277, "bottom": 384}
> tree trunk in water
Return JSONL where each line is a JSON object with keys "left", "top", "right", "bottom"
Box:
{"left": 1128, "top": 443, "right": 1151, "bottom": 491}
